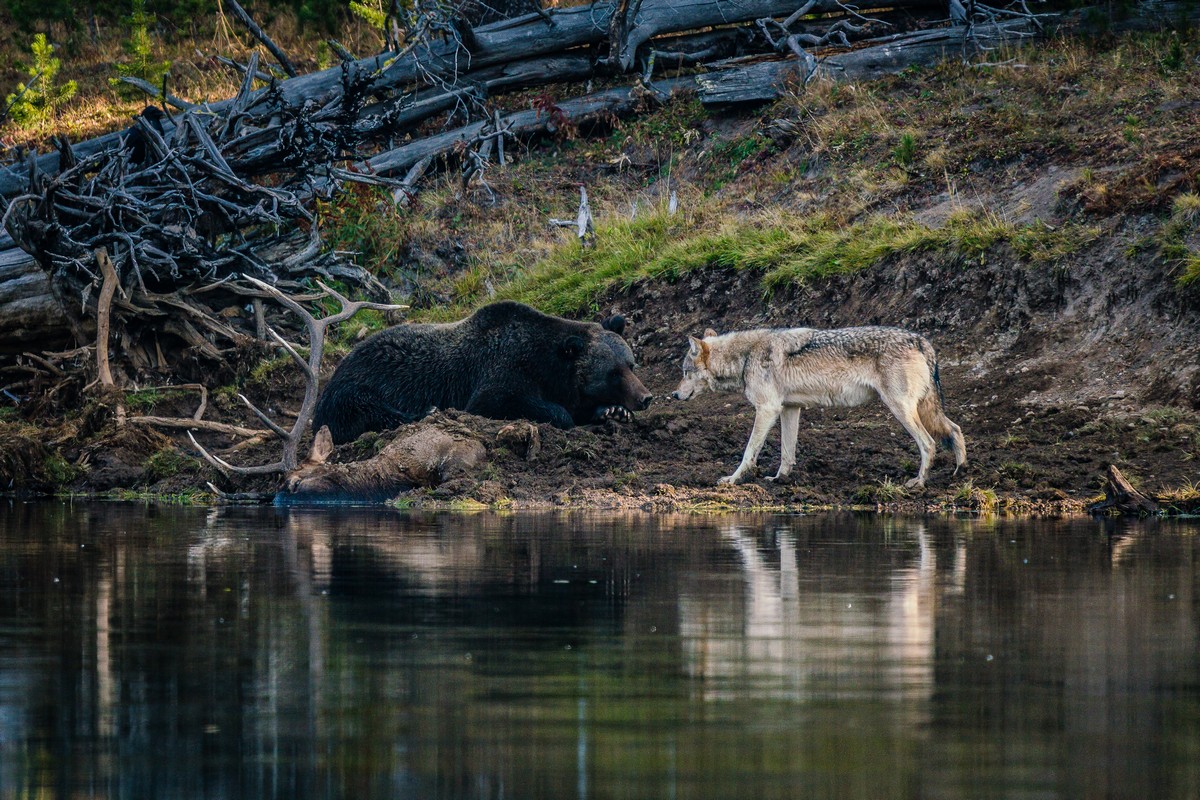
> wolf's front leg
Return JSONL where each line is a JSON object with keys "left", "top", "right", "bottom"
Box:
{"left": 768, "top": 406, "right": 801, "bottom": 481}
{"left": 719, "top": 404, "right": 782, "bottom": 485}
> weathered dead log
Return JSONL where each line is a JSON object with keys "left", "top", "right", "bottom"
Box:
{"left": 1087, "top": 465, "right": 1160, "bottom": 516}
{"left": 361, "top": 75, "right": 690, "bottom": 178}
{"left": 696, "top": 18, "right": 1045, "bottom": 105}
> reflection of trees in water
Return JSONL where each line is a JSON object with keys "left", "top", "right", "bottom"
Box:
{"left": 1, "top": 505, "right": 1198, "bottom": 799}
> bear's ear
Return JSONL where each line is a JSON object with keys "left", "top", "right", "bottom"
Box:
{"left": 703, "top": 327, "right": 717, "bottom": 338}
{"left": 602, "top": 314, "right": 626, "bottom": 335}
{"left": 561, "top": 335, "right": 586, "bottom": 359}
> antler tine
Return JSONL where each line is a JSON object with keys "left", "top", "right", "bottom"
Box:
{"left": 242, "top": 274, "right": 325, "bottom": 322}
{"left": 188, "top": 430, "right": 286, "bottom": 476}
{"left": 264, "top": 324, "right": 315, "bottom": 380}
{"left": 218, "top": 276, "right": 407, "bottom": 478}
{"left": 238, "top": 393, "right": 290, "bottom": 439}
{"left": 313, "top": 279, "right": 408, "bottom": 328}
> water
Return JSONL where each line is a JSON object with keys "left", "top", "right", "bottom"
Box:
{"left": 0, "top": 503, "right": 1197, "bottom": 800}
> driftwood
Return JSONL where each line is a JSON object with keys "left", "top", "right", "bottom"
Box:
{"left": 550, "top": 186, "right": 596, "bottom": 246}
{"left": 1087, "top": 465, "right": 1160, "bottom": 516}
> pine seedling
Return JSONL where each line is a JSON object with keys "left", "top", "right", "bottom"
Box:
{"left": 4, "top": 33, "right": 77, "bottom": 125}
{"left": 110, "top": 0, "right": 171, "bottom": 99}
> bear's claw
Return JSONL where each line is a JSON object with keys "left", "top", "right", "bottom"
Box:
{"left": 595, "top": 405, "right": 634, "bottom": 423}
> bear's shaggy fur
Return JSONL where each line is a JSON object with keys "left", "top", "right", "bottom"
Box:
{"left": 313, "top": 301, "right": 652, "bottom": 444}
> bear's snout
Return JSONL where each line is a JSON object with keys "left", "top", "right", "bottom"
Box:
{"left": 619, "top": 371, "right": 652, "bottom": 413}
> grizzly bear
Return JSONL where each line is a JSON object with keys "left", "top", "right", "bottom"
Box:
{"left": 313, "top": 301, "right": 653, "bottom": 444}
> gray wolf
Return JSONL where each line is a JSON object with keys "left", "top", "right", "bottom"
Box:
{"left": 671, "top": 325, "right": 966, "bottom": 487}
{"left": 314, "top": 301, "right": 652, "bottom": 444}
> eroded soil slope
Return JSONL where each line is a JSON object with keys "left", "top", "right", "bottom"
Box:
{"left": 276, "top": 226, "right": 1200, "bottom": 513}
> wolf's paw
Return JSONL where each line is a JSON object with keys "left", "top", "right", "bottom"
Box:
{"left": 595, "top": 405, "right": 634, "bottom": 423}
{"left": 717, "top": 474, "right": 740, "bottom": 485}
{"left": 904, "top": 477, "right": 926, "bottom": 490}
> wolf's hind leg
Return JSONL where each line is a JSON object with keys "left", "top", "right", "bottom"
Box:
{"left": 882, "top": 395, "right": 937, "bottom": 488}
{"left": 769, "top": 406, "right": 801, "bottom": 481}
{"left": 720, "top": 403, "right": 781, "bottom": 485}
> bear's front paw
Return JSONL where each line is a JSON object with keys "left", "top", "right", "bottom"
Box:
{"left": 595, "top": 405, "right": 634, "bottom": 424}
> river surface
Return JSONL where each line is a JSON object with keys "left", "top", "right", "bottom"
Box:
{"left": 0, "top": 503, "right": 1197, "bottom": 799}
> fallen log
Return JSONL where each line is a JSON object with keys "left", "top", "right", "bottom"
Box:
{"left": 694, "top": 18, "right": 1044, "bottom": 105}
{"left": 0, "top": 239, "right": 62, "bottom": 353}
{"left": 0, "top": 0, "right": 899, "bottom": 198}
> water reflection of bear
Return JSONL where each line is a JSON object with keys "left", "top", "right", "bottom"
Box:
{"left": 283, "top": 511, "right": 955, "bottom": 691}
{"left": 287, "top": 510, "right": 733, "bottom": 633}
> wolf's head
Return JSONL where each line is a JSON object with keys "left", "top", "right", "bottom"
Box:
{"left": 670, "top": 328, "right": 718, "bottom": 401}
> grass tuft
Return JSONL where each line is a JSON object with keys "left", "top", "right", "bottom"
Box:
{"left": 953, "top": 479, "right": 1000, "bottom": 514}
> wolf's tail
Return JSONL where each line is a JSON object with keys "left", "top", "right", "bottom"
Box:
{"left": 917, "top": 352, "right": 967, "bottom": 469}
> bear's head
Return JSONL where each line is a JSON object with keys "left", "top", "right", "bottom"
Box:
{"left": 562, "top": 315, "right": 652, "bottom": 423}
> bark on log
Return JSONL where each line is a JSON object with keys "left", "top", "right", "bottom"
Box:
{"left": 0, "top": 237, "right": 65, "bottom": 353}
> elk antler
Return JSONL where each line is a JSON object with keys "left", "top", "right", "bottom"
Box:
{"left": 189, "top": 275, "right": 408, "bottom": 476}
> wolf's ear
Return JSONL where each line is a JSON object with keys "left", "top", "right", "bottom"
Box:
{"left": 602, "top": 314, "right": 626, "bottom": 335}
{"left": 703, "top": 327, "right": 717, "bottom": 338}
{"left": 561, "top": 335, "right": 586, "bottom": 359}
{"left": 688, "top": 335, "right": 702, "bottom": 356}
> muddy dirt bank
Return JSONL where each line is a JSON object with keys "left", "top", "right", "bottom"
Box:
{"left": 201, "top": 213, "right": 1200, "bottom": 514}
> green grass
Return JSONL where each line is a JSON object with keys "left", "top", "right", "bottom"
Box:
{"left": 891, "top": 132, "right": 917, "bottom": 167}
{"left": 124, "top": 386, "right": 196, "bottom": 412}
{"left": 44, "top": 453, "right": 79, "bottom": 486}
{"left": 425, "top": 202, "right": 1100, "bottom": 318}
{"left": 106, "top": 487, "right": 213, "bottom": 504}
{"left": 143, "top": 447, "right": 200, "bottom": 483}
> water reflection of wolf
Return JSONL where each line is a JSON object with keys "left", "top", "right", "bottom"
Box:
{"left": 676, "top": 522, "right": 944, "bottom": 720}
